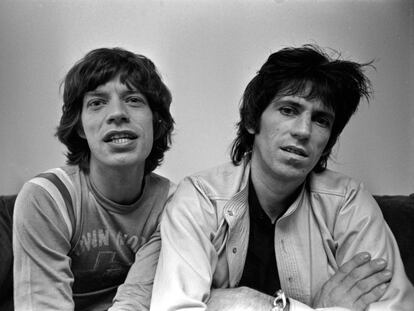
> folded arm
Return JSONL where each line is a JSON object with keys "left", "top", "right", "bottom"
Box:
{"left": 109, "top": 225, "right": 162, "bottom": 311}
{"left": 330, "top": 182, "right": 414, "bottom": 310}
{"left": 207, "top": 252, "right": 390, "bottom": 311}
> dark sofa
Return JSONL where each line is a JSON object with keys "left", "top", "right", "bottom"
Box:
{"left": 0, "top": 195, "right": 15, "bottom": 311}
{"left": 374, "top": 194, "right": 414, "bottom": 283}
{"left": 1, "top": 193, "right": 413, "bottom": 309}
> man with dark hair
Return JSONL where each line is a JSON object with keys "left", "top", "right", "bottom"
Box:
{"left": 150, "top": 45, "right": 414, "bottom": 310}
{"left": 13, "top": 47, "right": 175, "bottom": 311}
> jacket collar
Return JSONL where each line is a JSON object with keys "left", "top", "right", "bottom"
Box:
{"left": 223, "top": 158, "right": 307, "bottom": 225}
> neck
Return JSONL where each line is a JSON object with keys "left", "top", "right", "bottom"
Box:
{"left": 89, "top": 162, "right": 145, "bottom": 204}
{"left": 250, "top": 163, "right": 305, "bottom": 223}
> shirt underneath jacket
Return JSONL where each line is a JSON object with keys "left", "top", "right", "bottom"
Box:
{"left": 150, "top": 159, "right": 414, "bottom": 311}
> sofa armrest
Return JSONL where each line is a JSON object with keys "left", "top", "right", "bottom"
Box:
{"left": 0, "top": 194, "right": 16, "bottom": 311}
{"left": 374, "top": 194, "right": 414, "bottom": 284}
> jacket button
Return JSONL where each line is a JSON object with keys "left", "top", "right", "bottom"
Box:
{"left": 232, "top": 247, "right": 237, "bottom": 253}
{"left": 228, "top": 211, "right": 233, "bottom": 216}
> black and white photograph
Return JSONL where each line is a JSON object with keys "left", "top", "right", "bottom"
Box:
{"left": 0, "top": 1, "right": 413, "bottom": 310}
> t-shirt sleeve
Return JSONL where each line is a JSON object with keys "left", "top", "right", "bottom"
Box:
{"left": 13, "top": 181, "right": 75, "bottom": 311}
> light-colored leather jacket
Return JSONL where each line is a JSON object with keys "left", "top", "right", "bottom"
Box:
{"left": 151, "top": 160, "right": 414, "bottom": 310}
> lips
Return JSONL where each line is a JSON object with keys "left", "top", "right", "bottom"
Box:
{"left": 280, "top": 146, "right": 308, "bottom": 157}
{"left": 103, "top": 130, "right": 138, "bottom": 143}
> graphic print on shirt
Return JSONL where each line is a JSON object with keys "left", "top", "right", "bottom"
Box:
{"left": 74, "top": 229, "right": 146, "bottom": 255}
{"left": 70, "top": 228, "right": 148, "bottom": 294}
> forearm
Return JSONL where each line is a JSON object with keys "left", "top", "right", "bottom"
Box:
{"left": 207, "top": 287, "right": 275, "bottom": 311}
{"left": 207, "top": 288, "right": 354, "bottom": 311}
{"left": 109, "top": 282, "right": 151, "bottom": 311}
{"left": 110, "top": 225, "right": 162, "bottom": 311}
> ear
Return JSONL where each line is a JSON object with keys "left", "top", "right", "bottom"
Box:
{"left": 246, "top": 126, "right": 256, "bottom": 135}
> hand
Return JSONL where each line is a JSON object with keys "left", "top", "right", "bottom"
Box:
{"left": 313, "top": 252, "right": 391, "bottom": 311}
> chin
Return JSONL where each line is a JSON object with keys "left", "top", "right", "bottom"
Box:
{"left": 107, "top": 156, "right": 145, "bottom": 168}
{"left": 271, "top": 163, "right": 310, "bottom": 181}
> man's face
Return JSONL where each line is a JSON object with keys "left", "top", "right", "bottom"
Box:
{"left": 249, "top": 92, "right": 334, "bottom": 184}
{"left": 80, "top": 76, "right": 154, "bottom": 172}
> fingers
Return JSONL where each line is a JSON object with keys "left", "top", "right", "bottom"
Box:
{"left": 313, "top": 252, "right": 392, "bottom": 310}
{"left": 358, "top": 282, "right": 390, "bottom": 305}
{"left": 351, "top": 282, "right": 390, "bottom": 311}
{"left": 342, "top": 257, "right": 389, "bottom": 290}
{"left": 348, "top": 262, "right": 392, "bottom": 301}
{"left": 326, "top": 252, "right": 372, "bottom": 286}
{"left": 340, "top": 252, "right": 372, "bottom": 275}
{"left": 313, "top": 253, "right": 372, "bottom": 307}
{"left": 338, "top": 254, "right": 391, "bottom": 310}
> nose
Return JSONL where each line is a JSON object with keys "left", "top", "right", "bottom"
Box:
{"left": 106, "top": 98, "right": 129, "bottom": 124}
{"left": 291, "top": 114, "right": 311, "bottom": 140}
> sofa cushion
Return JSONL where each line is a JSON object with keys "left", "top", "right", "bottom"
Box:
{"left": 0, "top": 194, "right": 16, "bottom": 311}
{"left": 374, "top": 194, "right": 414, "bottom": 284}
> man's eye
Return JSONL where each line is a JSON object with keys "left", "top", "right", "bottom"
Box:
{"left": 279, "top": 106, "right": 296, "bottom": 116}
{"left": 315, "top": 117, "right": 332, "bottom": 128}
{"left": 127, "top": 96, "right": 146, "bottom": 106}
{"left": 87, "top": 99, "right": 105, "bottom": 108}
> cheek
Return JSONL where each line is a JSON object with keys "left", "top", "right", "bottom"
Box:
{"left": 140, "top": 115, "right": 155, "bottom": 142}
{"left": 318, "top": 137, "right": 329, "bottom": 149}
{"left": 267, "top": 126, "right": 282, "bottom": 146}
{"left": 79, "top": 115, "right": 90, "bottom": 139}
{"left": 321, "top": 131, "right": 331, "bottom": 147}
{"left": 80, "top": 118, "right": 96, "bottom": 140}
{"left": 147, "top": 126, "right": 154, "bottom": 145}
{"left": 314, "top": 133, "right": 331, "bottom": 156}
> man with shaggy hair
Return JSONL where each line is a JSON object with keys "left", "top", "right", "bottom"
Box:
{"left": 13, "top": 47, "right": 175, "bottom": 311}
{"left": 150, "top": 45, "right": 414, "bottom": 310}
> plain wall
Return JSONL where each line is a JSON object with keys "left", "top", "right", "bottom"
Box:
{"left": 0, "top": 0, "right": 413, "bottom": 195}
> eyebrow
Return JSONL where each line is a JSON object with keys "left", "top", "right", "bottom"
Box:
{"left": 315, "top": 109, "right": 335, "bottom": 121}
{"left": 84, "top": 89, "right": 142, "bottom": 98}
{"left": 84, "top": 90, "right": 107, "bottom": 98}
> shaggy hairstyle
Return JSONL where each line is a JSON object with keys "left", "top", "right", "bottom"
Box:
{"left": 231, "top": 44, "right": 373, "bottom": 172}
{"left": 56, "top": 47, "right": 174, "bottom": 175}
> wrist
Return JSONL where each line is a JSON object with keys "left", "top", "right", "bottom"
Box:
{"left": 272, "top": 290, "right": 289, "bottom": 311}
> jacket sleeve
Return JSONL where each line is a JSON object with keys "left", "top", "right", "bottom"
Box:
{"left": 330, "top": 181, "right": 414, "bottom": 310}
{"left": 13, "top": 181, "right": 75, "bottom": 311}
{"left": 150, "top": 177, "right": 219, "bottom": 311}
{"left": 109, "top": 182, "right": 177, "bottom": 311}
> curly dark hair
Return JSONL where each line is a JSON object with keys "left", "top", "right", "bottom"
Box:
{"left": 56, "top": 47, "right": 174, "bottom": 175}
{"left": 231, "top": 44, "right": 373, "bottom": 172}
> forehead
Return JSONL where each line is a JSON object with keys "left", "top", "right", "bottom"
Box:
{"left": 274, "top": 80, "right": 334, "bottom": 111}
{"left": 85, "top": 76, "right": 139, "bottom": 95}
